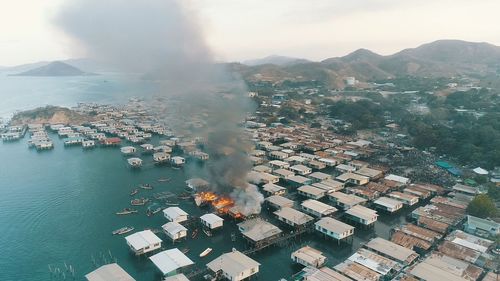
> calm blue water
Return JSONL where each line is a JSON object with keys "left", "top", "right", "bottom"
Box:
{"left": 0, "top": 74, "right": 415, "bottom": 281}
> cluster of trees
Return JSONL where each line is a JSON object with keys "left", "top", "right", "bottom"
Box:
{"left": 466, "top": 194, "right": 498, "bottom": 218}
{"left": 328, "top": 100, "right": 387, "bottom": 130}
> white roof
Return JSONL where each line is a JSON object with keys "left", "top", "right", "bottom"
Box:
{"left": 384, "top": 174, "right": 410, "bottom": 184}
{"left": 163, "top": 274, "right": 189, "bottom": 281}
{"left": 292, "top": 246, "right": 325, "bottom": 265}
{"left": 298, "top": 185, "right": 325, "bottom": 196}
{"left": 345, "top": 205, "right": 377, "bottom": 221}
{"left": 348, "top": 249, "right": 397, "bottom": 275}
{"left": 315, "top": 217, "right": 354, "bottom": 234}
{"left": 274, "top": 207, "right": 314, "bottom": 225}
{"left": 149, "top": 249, "right": 194, "bottom": 275}
{"left": 85, "top": 263, "right": 135, "bottom": 281}
{"left": 207, "top": 250, "right": 260, "bottom": 277}
{"left": 263, "top": 183, "right": 286, "bottom": 193}
{"left": 125, "top": 230, "right": 162, "bottom": 251}
{"left": 365, "top": 237, "right": 416, "bottom": 263}
{"left": 373, "top": 197, "right": 402, "bottom": 208}
{"left": 163, "top": 207, "right": 188, "bottom": 219}
{"left": 238, "top": 218, "right": 282, "bottom": 242}
{"left": 266, "top": 195, "right": 294, "bottom": 207}
{"left": 472, "top": 167, "right": 488, "bottom": 175}
{"left": 200, "top": 213, "right": 224, "bottom": 225}
{"left": 162, "top": 222, "right": 187, "bottom": 235}
{"left": 301, "top": 199, "right": 337, "bottom": 214}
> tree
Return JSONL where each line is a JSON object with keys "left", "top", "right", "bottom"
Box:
{"left": 466, "top": 194, "right": 498, "bottom": 218}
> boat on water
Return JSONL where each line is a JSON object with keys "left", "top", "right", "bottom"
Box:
{"left": 131, "top": 198, "right": 149, "bottom": 206}
{"left": 164, "top": 202, "right": 179, "bottom": 206}
{"left": 130, "top": 189, "right": 139, "bottom": 196}
{"left": 181, "top": 248, "right": 190, "bottom": 254}
{"left": 140, "top": 184, "right": 153, "bottom": 190}
{"left": 116, "top": 208, "right": 138, "bottom": 215}
{"left": 112, "top": 226, "right": 134, "bottom": 235}
{"left": 203, "top": 228, "right": 212, "bottom": 237}
{"left": 199, "top": 248, "right": 212, "bottom": 257}
{"left": 157, "top": 177, "right": 171, "bottom": 182}
{"left": 191, "top": 229, "right": 199, "bottom": 239}
{"left": 177, "top": 192, "right": 191, "bottom": 200}
{"left": 146, "top": 204, "right": 162, "bottom": 217}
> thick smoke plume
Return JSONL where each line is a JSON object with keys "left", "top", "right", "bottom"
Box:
{"left": 56, "top": 0, "right": 263, "bottom": 215}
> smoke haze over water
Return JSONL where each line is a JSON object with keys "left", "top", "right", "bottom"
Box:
{"left": 55, "top": 0, "right": 263, "bottom": 215}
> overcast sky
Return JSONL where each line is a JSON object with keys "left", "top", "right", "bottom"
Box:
{"left": 1, "top": 0, "right": 500, "bottom": 66}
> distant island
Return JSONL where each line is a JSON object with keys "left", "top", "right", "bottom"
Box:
{"left": 10, "top": 106, "right": 94, "bottom": 125}
{"left": 11, "top": 61, "right": 97, "bottom": 77}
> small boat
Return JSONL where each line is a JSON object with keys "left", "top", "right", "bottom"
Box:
{"left": 130, "top": 189, "right": 139, "bottom": 196}
{"left": 177, "top": 192, "right": 191, "bottom": 200}
{"left": 131, "top": 198, "right": 149, "bottom": 206}
{"left": 146, "top": 205, "right": 162, "bottom": 217}
{"left": 116, "top": 208, "right": 138, "bottom": 215}
{"left": 140, "top": 184, "right": 153, "bottom": 190}
{"left": 230, "top": 232, "right": 236, "bottom": 242}
{"left": 164, "top": 202, "right": 179, "bottom": 206}
{"left": 181, "top": 248, "right": 190, "bottom": 254}
{"left": 203, "top": 228, "right": 212, "bottom": 237}
{"left": 112, "top": 226, "right": 134, "bottom": 235}
{"left": 191, "top": 229, "right": 199, "bottom": 239}
{"left": 157, "top": 177, "right": 171, "bottom": 182}
{"left": 199, "top": 248, "right": 212, "bottom": 257}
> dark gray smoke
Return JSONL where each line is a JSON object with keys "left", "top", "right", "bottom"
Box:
{"left": 55, "top": 0, "right": 263, "bottom": 215}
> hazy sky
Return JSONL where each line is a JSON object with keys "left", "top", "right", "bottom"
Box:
{"left": 1, "top": 0, "right": 500, "bottom": 66}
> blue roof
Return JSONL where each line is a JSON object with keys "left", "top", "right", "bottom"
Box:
{"left": 447, "top": 167, "right": 462, "bottom": 176}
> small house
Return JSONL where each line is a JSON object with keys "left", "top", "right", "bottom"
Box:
{"left": 315, "top": 217, "right": 354, "bottom": 242}
{"left": 207, "top": 250, "right": 260, "bottom": 281}
{"left": 125, "top": 230, "right": 162, "bottom": 255}
{"left": 301, "top": 199, "right": 337, "bottom": 218}
{"left": 85, "top": 263, "right": 135, "bottom": 281}
{"left": 262, "top": 183, "right": 286, "bottom": 196}
{"left": 162, "top": 222, "right": 188, "bottom": 242}
{"left": 291, "top": 246, "right": 327, "bottom": 268}
{"left": 328, "top": 192, "right": 367, "bottom": 210}
{"left": 274, "top": 207, "right": 314, "bottom": 227}
{"left": 265, "top": 195, "right": 294, "bottom": 210}
{"left": 344, "top": 205, "right": 378, "bottom": 226}
{"left": 200, "top": 213, "right": 224, "bottom": 230}
{"left": 149, "top": 249, "right": 194, "bottom": 277}
{"left": 297, "top": 185, "right": 326, "bottom": 200}
{"left": 373, "top": 197, "right": 403, "bottom": 213}
{"left": 153, "top": 152, "right": 170, "bottom": 163}
{"left": 290, "top": 164, "right": 312, "bottom": 176}
{"left": 170, "top": 156, "right": 185, "bottom": 166}
{"left": 163, "top": 207, "right": 188, "bottom": 223}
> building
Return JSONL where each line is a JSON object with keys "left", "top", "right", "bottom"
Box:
{"left": 301, "top": 199, "right": 337, "bottom": 218}
{"left": 262, "top": 183, "right": 286, "bottom": 196}
{"left": 388, "top": 191, "right": 419, "bottom": 206}
{"left": 384, "top": 174, "right": 410, "bottom": 185}
{"left": 464, "top": 215, "right": 500, "bottom": 237}
{"left": 300, "top": 266, "right": 352, "bottom": 281}
{"left": 200, "top": 213, "right": 224, "bottom": 230}
{"left": 328, "top": 192, "right": 367, "bottom": 210}
{"left": 207, "top": 250, "right": 260, "bottom": 281}
{"left": 170, "top": 156, "right": 185, "bottom": 166}
{"left": 291, "top": 246, "right": 327, "bottom": 268}
{"left": 163, "top": 207, "right": 188, "bottom": 223}
{"left": 334, "top": 260, "right": 381, "bottom": 281}
{"left": 335, "top": 172, "right": 369, "bottom": 185}
{"left": 265, "top": 195, "right": 294, "bottom": 209}
{"left": 315, "top": 217, "right": 354, "bottom": 242}
{"left": 162, "top": 222, "right": 188, "bottom": 242}
{"left": 344, "top": 205, "right": 378, "bottom": 226}
{"left": 153, "top": 152, "right": 170, "bottom": 163}
{"left": 149, "top": 249, "right": 194, "bottom": 277}
{"left": 365, "top": 237, "right": 418, "bottom": 265}
{"left": 409, "top": 253, "right": 483, "bottom": 281}
{"left": 308, "top": 172, "right": 331, "bottom": 182}
{"left": 237, "top": 218, "right": 282, "bottom": 246}
{"left": 185, "top": 178, "right": 210, "bottom": 191}
{"left": 312, "top": 180, "right": 344, "bottom": 193}
{"left": 125, "top": 230, "right": 162, "bottom": 255}
{"left": 273, "top": 168, "right": 295, "bottom": 180}
{"left": 274, "top": 207, "right": 314, "bottom": 227}
{"left": 354, "top": 167, "right": 383, "bottom": 180}
{"left": 373, "top": 197, "right": 404, "bottom": 213}
{"left": 290, "top": 164, "right": 312, "bottom": 176}
{"left": 163, "top": 274, "right": 190, "bottom": 281}
{"left": 288, "top": 175, "right": 313, "bottom": 187}
{"left": 347, "top": 248, "right": 402, "bottom": 278}
{"left": 85, "top": 263, "right": 135, "bottom": 281}
{"left": 269, "top": 160, "right": 290, "bottom": 170}
{"left": 297, "top": 185, "right": 326, "bottom": 199}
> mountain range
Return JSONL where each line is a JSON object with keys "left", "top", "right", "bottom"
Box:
{"left": 233, "top": 40, "right": 500, "bottom": 88}
{"left": 2, "top": 40, "right": 500, "bottom": 87}
{"left": 11, "top": 61, "right": 95, "bottom": 77}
